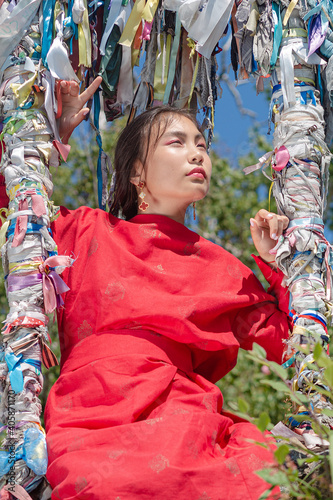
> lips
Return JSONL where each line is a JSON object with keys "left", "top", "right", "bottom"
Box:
{"left": 187, "top": 167, "right": 206, "bottom": 179}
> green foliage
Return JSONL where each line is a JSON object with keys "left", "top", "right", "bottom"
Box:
{"left": 230, "top": 343, "right": 333, "bottom": 500}
{"left": 217, "top": 349, "right": 289, "bottom": 424}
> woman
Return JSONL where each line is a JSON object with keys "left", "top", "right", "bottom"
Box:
{"left": 1, "top": 79, "right": 290, "bottom": 499}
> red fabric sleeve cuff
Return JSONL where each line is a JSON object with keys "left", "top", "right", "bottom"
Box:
{"left": 252, "top": 254, "right": 291, "bottom": 317}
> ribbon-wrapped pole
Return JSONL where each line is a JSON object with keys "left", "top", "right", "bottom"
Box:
{"left": 0, "top": 0, "right": 73, "bottom": 495}
{"left": 236, "top": 0, "right": 333, "bottom": 440}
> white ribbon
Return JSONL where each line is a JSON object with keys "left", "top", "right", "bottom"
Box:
{"left": 116, "top": 2, "right": 134, "bottom": 107}
{"left": 99, "top": 0, "right": 123, "bottom": 56}
{"left": 0, "top": 0, "right": 41, "bottom": 78}
{"left": 165, "top": 0, "right": 234, "bottom": 58}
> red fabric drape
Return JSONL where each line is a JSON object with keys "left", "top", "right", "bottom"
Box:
{"left": 43, "top": 207, "right": 289, "bottom": 499}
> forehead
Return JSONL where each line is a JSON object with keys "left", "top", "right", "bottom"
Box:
{"left": 153, "top": 114, "right": 203, "bottom": 140}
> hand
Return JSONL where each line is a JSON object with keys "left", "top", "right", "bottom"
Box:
{"left": 57, "top": 76, "right": 102, "bottom": 144}
{"left": 250, "top": 209, "right": 289, "bottom": 266}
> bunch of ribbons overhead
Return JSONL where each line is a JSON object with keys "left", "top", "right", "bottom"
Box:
{"left": 0, "top": 0, "right": 235, "bottom": 497}
{"left": 236, "top": 0, "right": 333, "bottom": 444}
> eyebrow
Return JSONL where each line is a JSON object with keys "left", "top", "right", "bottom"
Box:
{"left": 163, "top": 130, "right": 205, "bottom": 142}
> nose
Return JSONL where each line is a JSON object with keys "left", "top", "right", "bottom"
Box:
{"left": 189, "top": 147, "right": 204, "bottom": 164}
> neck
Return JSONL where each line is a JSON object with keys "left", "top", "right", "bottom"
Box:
{"left": 138, "top": 206, "right": 188, "bottom": 225}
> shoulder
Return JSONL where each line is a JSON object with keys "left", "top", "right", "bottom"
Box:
{"left": 52, "top": 206, "right": 120, "bottom": 242}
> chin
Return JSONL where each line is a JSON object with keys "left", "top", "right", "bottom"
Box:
{"left": 193, "top": 189, "right": 209, "bottom": 202}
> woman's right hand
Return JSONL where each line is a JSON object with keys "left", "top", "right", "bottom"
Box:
{"left": 58, "top": 76, "right": 102, "bottom": 144}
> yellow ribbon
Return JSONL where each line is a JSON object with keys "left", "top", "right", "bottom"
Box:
{"left": 119, "top": 0, "right": 146, "bottom": 47}
{"left": 10, "top": 70, "right": 37, "bottom": 107}
{"left": 142, "top": 0, "right": 159, "bottom": 23}
{"left": 186, "top": 37, "right": 197, "bottom": 59}
{"left": 0, "top": 208, "right": 9, "bottom": 249}
{"left": 154, "top": 34, "right": 172, "bottom": 101}
{"left": 268, "top": 179, "right": 274, "bottom": 213}
{"left": 9, "top": 261, "right": 40, "bottom": 273}
{"left": 78, "top": 0, "right": 92, "bottom": 67}
{"left": 282, "top": 27, "right": 307, "bottom": 38}
{"left": 188, "top": 53, "right": 200, "bottom": 109}
{"left": 283, "top": 0, "right": 300, "bottom": 26}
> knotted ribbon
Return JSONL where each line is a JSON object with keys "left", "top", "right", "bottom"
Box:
{"left": 38, "top": 255, "right": 73, "bottom": 313}
{"left": 0, "top": 427, "right": 47, "bottom": 476}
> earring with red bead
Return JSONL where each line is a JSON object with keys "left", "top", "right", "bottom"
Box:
{"left": 138, "top": 181, "right": 149, "bottom": 211}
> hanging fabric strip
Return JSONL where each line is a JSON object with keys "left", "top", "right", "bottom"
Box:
{"left": 41, "top": 0, "right": 56, "bottom": 66}
{"left": 0, "top": 0, "right": 42, "bottom": 83}
{"left": 99, "top": 0, "right": 123, "bottom": 56}
{"left": 283, "top": 0, "right": 300, "bottom": 26}
{"left": 279, "top": 44, "right": 296, "bottom": 108}
{"left": 78, "top": 0, "right": 92, "bottom": 67}
{"left": 118, "top": 0, "right": 146, "bottom": 47}
{"left": 93, "top": 90, "right": 104, "bottom": 209}
{"left": 142, "top": 0, "right": 159, "bottom": 24}
{"left": 182, "top": 0, "right": 234, "bottom": 58}
{"left": 270, "top": 2, "right": 282, "bottom": 68}
{"left": 154, "top": 34, "right": 172, "bottom": 101}
{"left": 163, "top": 13, "right": 181, "bottom": 105}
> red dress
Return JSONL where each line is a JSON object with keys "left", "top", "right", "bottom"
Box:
{"left": 42, "top": 206, "right": 290, "bottom": 500}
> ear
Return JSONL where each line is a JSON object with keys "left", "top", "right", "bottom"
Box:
{"left": 130, "top": 159, "right": 145, "bottom": 186}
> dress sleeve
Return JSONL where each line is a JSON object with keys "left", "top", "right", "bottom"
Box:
{"left": 232, "top": 255, "right": 292, "bottom": 364}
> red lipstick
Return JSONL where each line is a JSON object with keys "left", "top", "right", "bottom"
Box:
{"left": 187, "top": 167, "right": 206, "bottom": 179}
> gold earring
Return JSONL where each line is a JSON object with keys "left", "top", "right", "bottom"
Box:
{"left": 138, "top": 181, "right": 149, "bottom": 211}
{"left": 193, "top": 202, "right": 196, "bottom": 221}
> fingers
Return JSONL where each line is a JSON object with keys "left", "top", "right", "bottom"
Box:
{"left": 79, "top": 76, "right": 102, "bottom": 104}
{"left": 252, "top": 210, "right": 289, "bottom": 240}
{"left": 60, "top": 80, "right": 80, "bottom": 97}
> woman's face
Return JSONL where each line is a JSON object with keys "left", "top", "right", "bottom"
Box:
{"left": 133, "top": 115, "right": 212, "bottom": 222}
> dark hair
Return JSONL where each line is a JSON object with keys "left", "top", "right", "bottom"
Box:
{"left": 109, "top": 106, "right": 203, "bottom": 220}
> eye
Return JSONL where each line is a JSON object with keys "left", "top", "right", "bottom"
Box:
{"left": 197, "top": 143, "right": 207, "bottom": 150}
{"left": 167, "top": 139, "right": 182, "bottom": 146}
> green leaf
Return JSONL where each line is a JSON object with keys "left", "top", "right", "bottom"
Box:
{"left": 321, "top": 409, "right": 333, "bottom": 417}
{"left": 288, "top": 391, "right": 309, "bottom": 405}
{"left": 260, "top": 379, "right": 290, "bottom": 393}
{"left": 323, "top": 364, "right": 333, "bottom": 388}
{"left": 258, "top": 486, "right": 275, "bottom": 500}
{"left": 252, "top": 343, "right": 267, "bottom": 359}
{"left": 237, "top": 397, "right": 250, "bottom": 414}
{"left": 274, "top": 444, "right": 290, "bottom": 465}
{"left": 313, "top": 342, "right": 323, "bottom": 362}
{"left": 270, "top": 362, "right": 288, "bottom": 380}
{"left": 315, "top": 352, "right": 333, "bottom": 370}
{"left": 329, "top": 432, "right": 333, "bottom": 490}
{"left": 255, "top": 468, "right": 290, "bottom": 487}
{"left": 255, "top": 412, "right": 271, "bottom": 432}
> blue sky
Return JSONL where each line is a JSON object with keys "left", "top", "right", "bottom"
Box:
{"left": 212, "top": 75, "right": 272, "bottom": 164}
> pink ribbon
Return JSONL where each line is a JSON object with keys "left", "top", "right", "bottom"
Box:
{"left": 39, "top": 255, "right": 73, "bottom": 313}
{"left": 2, "top": 484, "right": 33, "bottom": 500}
{"left": 273, "top": 145, "right": 290, "bottom": 172}
{"left": 12, "top": 199, "right": 28, "bottom": 247}
{"left": 25, "top": 190, "right": 46, "bottom": 218}
{"left": 140, "top": 20, "right": 153, "bottom": 41}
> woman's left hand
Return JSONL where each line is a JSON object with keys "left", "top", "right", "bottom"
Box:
{"left": 250, "top": 209, "right": 289, "bottom": 266}
{"left": 58, "top": 76, "right": 102, "bottom": 144}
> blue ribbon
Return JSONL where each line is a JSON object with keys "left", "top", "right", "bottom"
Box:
{"left": 5, "top": 352, "right": 41, "bottom": 394}
{"left": 270, "top": 2, "right": 282, "bottom": 68}
{"left": 0, "top": 428, "right": 47, "bottom": 476}
{"left": 94, "top": 90, "right": 105, "bottom": 210}
{"left": 41, "top": 0, "right": 56, "bottom": 66}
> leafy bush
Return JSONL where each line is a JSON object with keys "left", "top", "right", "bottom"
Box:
{"left": 224, "top": 343, "right": 333, "bottom": 499}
